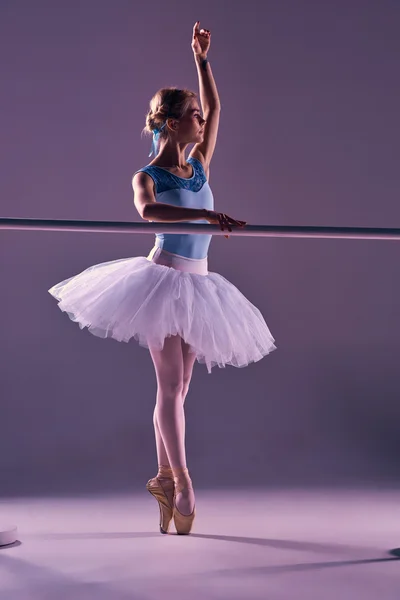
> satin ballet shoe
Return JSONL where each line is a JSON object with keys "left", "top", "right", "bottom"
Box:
{"left": 173, "top": 467, "right": 196, "bottom": 535}
{"left": 146, "top": 465, "right": 175, "bottom": 534}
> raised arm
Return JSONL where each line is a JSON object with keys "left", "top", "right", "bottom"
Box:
{"left": 188, "top": 22, "right": 221, "bottom": 169}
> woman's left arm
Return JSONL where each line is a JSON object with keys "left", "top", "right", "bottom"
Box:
{"left": 192, "top": 21, "right": 221, "bottom": 112}
{"left": 190, "top": 22, "right": 221, "bottom": 168}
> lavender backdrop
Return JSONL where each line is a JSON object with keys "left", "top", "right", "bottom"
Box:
{"left": 1, "top": 0, "right": 399, "bottom": 496}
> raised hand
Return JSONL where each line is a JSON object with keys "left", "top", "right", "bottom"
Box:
{"left": 191, "top": 21, "right": 211, "bottom": 57}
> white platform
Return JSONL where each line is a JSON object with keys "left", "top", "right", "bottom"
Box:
{"left": 0, "top": 525, "right": 18, "bottom": 547}
{"left": 0, "top": 488, "right": 399, "bottom": 599}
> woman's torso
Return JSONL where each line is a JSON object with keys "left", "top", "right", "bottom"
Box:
{"left": 133, "top": 156, "right": 214, "bottom": 259}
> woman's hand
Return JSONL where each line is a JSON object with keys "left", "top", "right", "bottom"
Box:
{"left": 204, "top": 210, "right": 247, "bottom": 239}
{"left": 191, "top": 21, "right": 211, "bottom": 57}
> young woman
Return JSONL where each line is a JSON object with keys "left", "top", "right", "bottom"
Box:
{"left": 48, "top": 22, "right": 277, "bottom": 535}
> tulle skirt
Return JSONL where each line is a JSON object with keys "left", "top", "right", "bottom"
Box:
{"left": 48, "top": 245, "right": 277, "bottom": 374}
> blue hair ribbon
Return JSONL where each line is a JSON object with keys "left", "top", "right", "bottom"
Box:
{"left": 148, "top": 121, "right": 168, "bottom": 158}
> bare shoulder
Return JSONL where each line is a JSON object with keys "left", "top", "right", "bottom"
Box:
{"left": 131, "top": 171, "right": 157, "bottom": 219}
{"left": 188, "top": 150, "right": 210, "bottom": 181}
{"left": 132, "top": 170, "right": 156, "bottom": 195}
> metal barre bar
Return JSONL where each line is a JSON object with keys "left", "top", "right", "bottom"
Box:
{"left": 1, "top": 217, "right": 399, "bottom": 241}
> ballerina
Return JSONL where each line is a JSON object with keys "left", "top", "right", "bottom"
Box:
{"left": 48, "top": 21, "right": 277, "bottom": 535}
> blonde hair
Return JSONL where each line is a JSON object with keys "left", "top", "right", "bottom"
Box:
{"left": 141, "top": 87, "right": 197, "bottom": 142}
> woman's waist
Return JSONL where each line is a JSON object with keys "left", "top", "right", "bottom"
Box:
{"left": 146, "top": 245, "right": 208, "bottom": 275}
{"left": 154, "top": 235, "right": 210, "bottom": 260}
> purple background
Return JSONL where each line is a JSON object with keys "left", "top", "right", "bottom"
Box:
{"left": 1, "top": 0, "right": 400, "bottom": 496}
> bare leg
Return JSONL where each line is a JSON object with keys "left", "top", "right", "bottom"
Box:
{"left": 149, "top": 335, "right": 197, "bottom": 515}
{"left": 153, "top": 337, "right": 197, "bottom": 465}
{"left": 153, "top": 404, "right": 170, "bottom": 468}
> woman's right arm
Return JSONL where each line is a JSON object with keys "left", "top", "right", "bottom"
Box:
{"left": 132, "top": 172, "right": 207, "bottom": 222}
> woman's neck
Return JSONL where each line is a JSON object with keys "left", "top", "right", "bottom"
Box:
{"left": 153, "top": 143, "right": 189, "bottom": 169}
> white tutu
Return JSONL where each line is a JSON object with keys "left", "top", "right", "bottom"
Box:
{"left": 48, "top": 246, "right": 277, "bottom": 374}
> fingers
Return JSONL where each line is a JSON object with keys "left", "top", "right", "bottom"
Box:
{"left": 219, "top": 214, "right": 232, "bottom": 233}
{"left": 193, "top": 21, "right": 210, "bottom": 36}
{"left": 216, "top": 213, "right": 246, "bottom": 239}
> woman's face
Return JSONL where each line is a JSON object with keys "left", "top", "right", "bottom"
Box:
{"left": 174, "top": 100, "right": 206, "bottom": 143}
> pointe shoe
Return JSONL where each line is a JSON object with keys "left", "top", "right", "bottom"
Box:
{"left": 173, "top": 467, "right": 196, "bottom": 535}
{"left": 146, "top": 465, "right": 175, "bottom": 534}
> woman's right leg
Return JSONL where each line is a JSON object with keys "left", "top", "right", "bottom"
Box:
{"left": 149, "top": 334, "right": 195, "bottom": 516}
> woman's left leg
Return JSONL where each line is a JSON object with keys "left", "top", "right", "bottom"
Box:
{"left": 153, "top": 337, "right": 197, "bottom": 470}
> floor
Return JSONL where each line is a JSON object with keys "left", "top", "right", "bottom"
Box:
{"left": 1, "top": 488, "right": 400, "bottom": 599}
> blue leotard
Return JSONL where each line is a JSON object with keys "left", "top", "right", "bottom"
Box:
{"left": 133, "top": 156, "right": 214, "bottom": 259}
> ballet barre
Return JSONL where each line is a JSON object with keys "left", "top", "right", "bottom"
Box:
{"left": 1, "top": 217, "right": 400, "bottom": 241}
